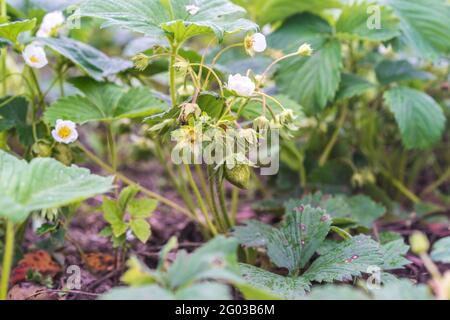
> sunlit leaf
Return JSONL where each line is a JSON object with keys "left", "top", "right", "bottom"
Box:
{"left": 0, "top": 150, "right": 114, "bottom": 222}
{"left": 44, "top": 77, "right": 168, "bottom": 124}
{"left": 77, "top": 0, "right": 257, "bottom": 43}
{"left": 0, "top": 19, "right": 36, "bottom": 44}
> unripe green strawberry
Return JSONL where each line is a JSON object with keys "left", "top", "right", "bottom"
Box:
{"left": 54, "top": 144, "right": 73, "bottom": 166}
{"left": 224, "top": 164, "right": 250, "bottom": 189}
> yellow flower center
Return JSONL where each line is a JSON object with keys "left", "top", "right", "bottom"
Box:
{"left": 30, "top": 55, "right": 40, "bottom": 63}
{"left": 244, "top": 36, "right": 254, "bottom": 50}
{"left": 57, "top": 126, "right": 72, "bottom": 139}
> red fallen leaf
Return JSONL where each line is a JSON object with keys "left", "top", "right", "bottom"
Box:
{"left": 83, "top": 253, "right": 115, "bottom": 273}
{"left": 11, "top": 250, "right": 61, "bottom": 284}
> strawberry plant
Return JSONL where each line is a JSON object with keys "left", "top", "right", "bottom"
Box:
{"left": 0, "top": 0, "right": 448, "bottom": 302}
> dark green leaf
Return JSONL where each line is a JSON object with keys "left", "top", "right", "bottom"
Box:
{"left": 384, "top": 86, "right": 446, "bottom": 149}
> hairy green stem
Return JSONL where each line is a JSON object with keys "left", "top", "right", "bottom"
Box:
{"left": 184, "top": 164, "right": 218, "bottom": 235}
{"left": 106, "top": 123, "right": 117, "bottom": 172}
{"left": 216, "top": 175, "right": 232, "bottom": 229}
{"left": 319, "top": 103, "right": 348, "bottom": 167}
{"left": 231, "top": 187, "right": 239, "bottom": 225}
{"left": 0, "top": 221, "right": 14, "bottom": 300}
{"left": 422, "top": 165, "right": 450, "bottom": 196}
{"left": 154, "top": 141, "right": 197, "bottom": 216}
{"left": 169, "top": 44, "right": 178, "bottom": 107}
{"left": 208, "top": 166, "right": 226, "bottom": 232}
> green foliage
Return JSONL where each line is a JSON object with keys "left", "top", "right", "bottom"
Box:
{"left": 269, "top": 14, "right": 342, "bottom": 114}
{"left": 385, "top": 0, "right": 450, "bottom": 61}
{"left": 336, "top": 1, "right": 400, "bottom": 42}
{"left": 430, "top": 237, "right": 450, "bottom": 264}
{"left": 375, "top": 60, "right": 434, "bottom": 85}
{"left": 300, "top": 192, "right": 386, "bottom": 228}
{"left": 303, "top": 235, "right": 383, "bottom": 283}
{"left": 38, "top": 37, "right": 132, "bottom": 80}
{"left": 0, "top": 150, "right": 114, "bottom": 223}
{"left": 0, "top": 18, "right": 36, "bottom": 44}
{"left": 336, "top": 73, "right": 375, "bottom": 101}
{"left": 44, "top": 77, "right": 168, "bottom": 124}
{"left": 305, "top": 279, "right": 433, "bottom": 300}
{"left": 234, "top": 201, "right": 397, "bottom": 299}
{"left": 101, "top": 186, "right": 158, "bottom": 245}
{"left": 77, "top": 0, "right": 257, "bottom": 43}
{"left": 384, "top": 86, "right": 446, "bottom": 149}
{"left": 101, "top": 236, "right": 245, "bottom": 300}
{"left": 0, "top": 96, "right": 33, "bottom": 145}
{"left": 239, "top": 263, "right": 310, "bottom": 299}
{"left": 381, "top": 239, "right": 410, "bottom": 270}
{"left": 234, "top": 0, "right": 341, "bottom": 25}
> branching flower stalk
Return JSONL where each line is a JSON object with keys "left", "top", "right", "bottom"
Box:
{"left": 136, "top": 35, "right": 307, "bottom": 237}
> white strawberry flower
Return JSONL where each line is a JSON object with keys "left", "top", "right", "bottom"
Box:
{"left": 51, "top": 120, "right": 78, "bottom": 144}
{"left": 227, "top": 74, "right": 255, "bottom": 97}
{"left": 22, "top": 44, "right": 48, "bottom": 69}
{"left": 244, "top": 32, "right": 267, "bottom": 56}
{"left": 186, "top": 4, "right": 200, "bottom": 15}
{"left": 37, "top": 11, "right": 65, "bottom": 38}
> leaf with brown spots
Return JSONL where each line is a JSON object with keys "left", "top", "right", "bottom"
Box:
{"left": 83, "top": 253, "right": 115, "bottom": 272}
{"left": 11, "top": 250, "right": 61, "bottom": 284}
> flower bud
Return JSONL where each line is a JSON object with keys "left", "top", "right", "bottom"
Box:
{"left": 178, "top": 103, "right": 201, "bottom": 124}
{"left": 279, "top": 108, "right": 295, "bottom": 125}
{"left": 132, "top": 53, "right": 150, "bottom": 71}
{"left": 297, "top": 43, "right": 313, "bottom": 57}
{"left": 253, "top": 115, "right": 270, "bottom": 131}
{"left": 410, "top": 231, "right": 430, "bottom": 255}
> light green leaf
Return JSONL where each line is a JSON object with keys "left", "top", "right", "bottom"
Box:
{"left": 166, "top": 236, "right": 240, "bottom": 290}
{"left": 384, "top": 86, "right": 446, "bottom": 149}
{"left": 44, "top": 77, "right": 168, "bottom": 124}
{"left": 121, "top": 256, "right": 158, "bottom": 286}
{"left": 38, "top": 37, "right": 132, "bottom": 81}
{"left": 0, "top": 19, "right": 36, "bottom": 44}
{"left": 78, "top": 0, "right": 256, "bottom": 43}
{"left": 0, "top": 150, "right": 113, "bottom": 222}
{"left": 305, "top": 280, "right": 433, "bottom": 300}
{"left": 100, "top": 285, "right": 174, "bottom": 300}
{"left": 430, "top": 237, "right": 450, "bottom": 263}
{"left": 175, "top": 283, "right": 232, "bottom": 300}
{"left": 303, "top": 235, "right": 383, "bottom": 283}
{"left": 234, "top": 0, "right": 341, "bottom": 25}
{"left": 102, "top": 198, "right": 127, "bottom": 237}
{"left": 128, "top": 198, "right": 158, "bottom": 219}
{"left": 239, "top": 263, "right": 310, "bottom": 300}
{"left": 306, "top": 285, "right": 368, "bottom": 300}
{"left": 269, "top": 14, "right": 342, "bottom": 114}
{"left": 336, "top": 73, "right": 376, "bottom": 101}
{"left": 118, "top": 185, "right": 139, "bottom": 211}
{"left": 336, "top": 1, "right": 399, "bottom": 41}
{"left": 130, "top": 219, "right": 151, "bottom": 243}
{"left": 375, "top": 60, "right": 434, "bottom": 85}
{"left": 381, "top": 239, "right": 410, "bottom": 270}
{"left": 385, "top": 0, "right": 450, "bottom": 61}
{"left": 371, "top": 279, "right": 433, "bottom": 300}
